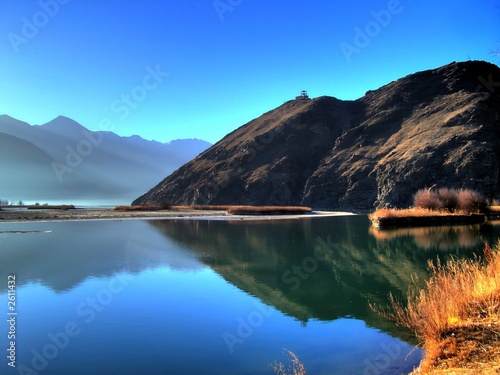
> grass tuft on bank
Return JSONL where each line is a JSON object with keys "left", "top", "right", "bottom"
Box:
{"left": 114, "top": 203, "right": 170, "bottom": 211}
{"left": 27, "top": 204, "right": 75, "bottom": 210}
{"left": 227, "top": 206, "right": 312, "bottom": 215}
{"left": 372, "top": 244, "right": 500, "bottom": 374}
{"left": 370, "top": 208, "right": 454, "bottom": 220}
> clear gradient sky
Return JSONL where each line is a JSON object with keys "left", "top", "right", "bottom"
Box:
{"left": 0, "top": 1, "right": 499, "bottom": 144}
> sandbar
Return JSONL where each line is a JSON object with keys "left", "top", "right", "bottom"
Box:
{"left": 0, "top": 207, "right": 355, "bottom": 223}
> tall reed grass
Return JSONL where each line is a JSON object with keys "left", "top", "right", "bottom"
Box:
{"left": 372, "top": 244, "right": 500, "bottom": 372}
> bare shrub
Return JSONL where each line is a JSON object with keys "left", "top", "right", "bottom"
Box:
{"left": 437, "top": 188, "right": 459, "bottom": 212}
{"left": 414, "top": 189, "right": 441, "bottom": 210}
{"left": 159, "top": 201, "right": 171, "bottom": 210}
{"left": 456, "top": 189, "right": 487, "bottom": 213}
{"left": 414, "top": 188, "right": 486, "bottom": 214}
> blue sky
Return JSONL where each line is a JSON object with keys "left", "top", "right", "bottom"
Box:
{"left": 0, "top": 0, "right": 498, "bottom": 144}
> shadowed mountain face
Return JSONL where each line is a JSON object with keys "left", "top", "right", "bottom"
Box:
{"left": 0, "top": 115, "right": 210, "bottom": 203}
{"left": 134, "top": 61, "right": 500, "bottom": 209}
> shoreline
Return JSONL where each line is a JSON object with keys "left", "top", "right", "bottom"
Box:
{"left": 370, "top": 213, "right": 487, "bottom": 228}
{"left": 0, "top": 207, "right": 356, "bottom": 223}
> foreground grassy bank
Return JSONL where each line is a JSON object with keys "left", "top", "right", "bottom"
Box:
{"left": 373, "top": 244, "right": 500, "bottom": 374}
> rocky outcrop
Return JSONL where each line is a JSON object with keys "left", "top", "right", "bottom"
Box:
{"left": 134, "top": 61, "right": 500, "bottom": 209}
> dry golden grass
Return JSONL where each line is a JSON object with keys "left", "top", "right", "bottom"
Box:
{"left": 114, "top": 205, "right": 165, "bottom": 211}
{"left": 227, "top": 206, "right": 312, "bottom": 215}
{"left": 170, "top": 205, "right": 233, "bottom": 211}
{"left": 170, "top": 205, "right": 310, "bottom": 213}
{"left": 370, "top": 208, "right": 486, "bottom": 228}
{"left": 369, "top": 208, "right": 459, "bottom": 220}
{"left": 114, "top": 205, "right": 311, "bottom": 215}
{"left": 27, "top": 204, "right": 75, "bottom": 210}
{"left": 373, "top": 244, "right": 500, "bottom": 374}
{"left": 271, "top": 350, "right": 307, "bottom": 375}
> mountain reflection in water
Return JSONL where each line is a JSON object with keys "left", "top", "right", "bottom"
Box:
{"left": 148, "top": 216, "right": 499, "bottom": 342}
{"left": 1, "top": 216, "right": 497, "bottom": 345}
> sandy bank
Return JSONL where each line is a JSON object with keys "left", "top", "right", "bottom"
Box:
{"left": 0, "top": 207, "right": 355, "bottom": 223}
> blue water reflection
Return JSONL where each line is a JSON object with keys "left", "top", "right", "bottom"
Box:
{"left": 1, "top": 217, "right": 496, "bottom": 374}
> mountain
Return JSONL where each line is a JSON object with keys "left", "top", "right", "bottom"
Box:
{"left": 133, "top": 61, "right": 500, "bottom": 209}
{"left": 0, "top": 133, "right": 56, "bottom": 199}
{"left": 0, "top": 116, "right": 211, "bottom": 203}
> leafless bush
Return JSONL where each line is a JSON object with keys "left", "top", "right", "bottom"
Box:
{"left": 414, "top": 188, "right": 486, "bottom": 214}
{"left": 456, "top": 189, "right": 487, "bottom": 213}
{"left": 414, "top": 189, "right": 442, "bottom": 210}
{"left": 437, "top": 188, "right": 459, "bottom": 212}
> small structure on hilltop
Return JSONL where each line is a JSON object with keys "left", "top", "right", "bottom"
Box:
{"left": 295, "top": 90, "right": 311, "bottom": 100}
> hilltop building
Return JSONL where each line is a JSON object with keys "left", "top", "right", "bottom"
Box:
{"left": 295, "top": 90, "right": 310, "bottom": 100}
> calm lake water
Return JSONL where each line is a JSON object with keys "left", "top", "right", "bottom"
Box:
{"left": 1, "top": 215, "right": 499, "bottom": 375}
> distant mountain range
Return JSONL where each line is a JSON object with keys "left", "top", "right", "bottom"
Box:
{"left": 0, "top": 115, "right": 211, "bottom": 204}
{"left": 134, "top": 60, "right": 500, "bottom": 209}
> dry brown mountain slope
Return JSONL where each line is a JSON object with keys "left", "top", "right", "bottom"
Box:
{"left": 134, "top": 61, "right": 500, "bottom": 209}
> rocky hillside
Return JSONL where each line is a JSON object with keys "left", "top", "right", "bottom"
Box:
{"left": 134, "top": 61, "right": 500, "bottom": 209}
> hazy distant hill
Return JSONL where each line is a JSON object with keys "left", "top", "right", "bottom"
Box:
{"left": 0, "top": 133, "right": 56, "bottom": 199}
{"left": 0, "top": 115, "right": 211, "bottom": 203}
{"left": 134, "top": 60, "right": 500, "bottom": 209}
